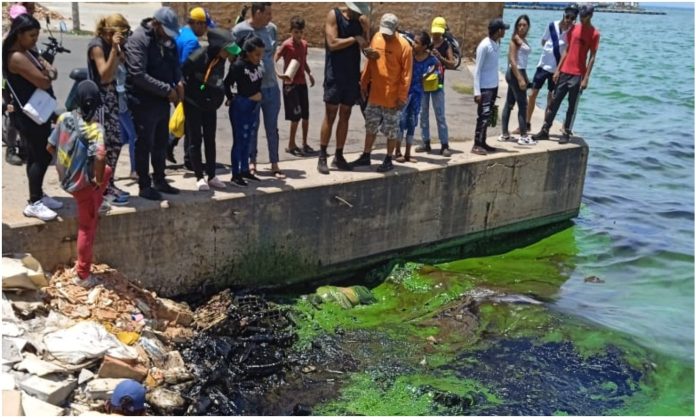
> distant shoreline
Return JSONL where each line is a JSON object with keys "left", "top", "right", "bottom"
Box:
{"left": 504, "top": 4, "right": 667, "bottom": 15}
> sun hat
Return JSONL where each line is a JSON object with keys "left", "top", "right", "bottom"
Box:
{"left": 431, "top": 17, "right": 446, "bottom": 34}
{"left": 345, "top": 2, "right": 370, "bottom": 16}
{"left": 110, "top": 379, "right": 146, "bottom": 414}
{"left": 379, "top": 13, "right": 398, "bottom": 36}
{"left": 153, "top": 7, "right": 180, "bottom": 39}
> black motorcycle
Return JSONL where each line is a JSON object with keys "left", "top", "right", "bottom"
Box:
{"left": 2, "top": 17, "right": 70, "bottom": 165}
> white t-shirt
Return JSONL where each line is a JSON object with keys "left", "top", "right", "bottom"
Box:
{"left": 474, "top": 37, "right": 500, "bottom": 96}
{"left": 537, "top": 20, "right": 570, "bottom": 72}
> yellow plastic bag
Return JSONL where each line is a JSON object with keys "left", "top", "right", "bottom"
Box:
{"left": 169, "top": 102, "right": 185, "bottom": 138}
{"left": 423, "top": 73, "right": 440, "bottom": 92}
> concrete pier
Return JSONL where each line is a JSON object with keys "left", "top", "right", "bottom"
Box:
{"left": 1, "top": 38, "right": 589, "bottom": 296}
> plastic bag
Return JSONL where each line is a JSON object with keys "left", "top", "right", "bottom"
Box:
{"left": 168, "top": 102, "right": 185, "bottom": 138}
{"left": 43, "top": 321, "right": 138, "bottom": 364}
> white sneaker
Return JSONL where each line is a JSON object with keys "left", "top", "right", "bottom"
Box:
{"left": 23, "top": 201, "right": 57, "bottom": 221}
{"left": 41, "top": 195, "right": 63, "bottom": 210}
{"left": 99, "top": 199, "right": 111, "bottom": 215}
{"left": 197, "top": 178, "right": 210, "bottom": 191}
{"left": 208, "top": 177, "right": 226, "bottom": 189}
{"left": 498, "top": 134, "right": 511, "bottom": 142}
{"left": 517, "top": 136, "right": 537, "bottom": 145}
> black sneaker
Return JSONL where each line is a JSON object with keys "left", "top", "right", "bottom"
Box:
{"left": 231, "top": 175, "right": 248, "bottom": 187}
{"left": 351, "top": 153, "right": 371, "bottom": 167}
{"left": 302, "top": 144, "right": 317, "bottom": 155}
{"left": 317, "top": 156, "right": 329, "bottom": 174}
{"left": 559, "top": 132, "right": 571, "bottom": 144}
{"left": 415, "top": 144, "right": 431, "bottom": 153}
{"left": 440, "top": 146, "right": 453, "bottom": 157}
{"left": 376, "top": 158, "right": 394, "bottom": 173}
{"left": 331, "top": 155, "right": 353, "bottom": 171}
{"left": 154, "top": 182, "right": 180, "bottom": 195}
{"left": 139, "top": 187, "right": 162, "bottom": 201}
{"left": 532, "top": 129, "right": 549, "bottom": 141}
{"left": 241, "top": 171, "right": 261, "bottom": 182}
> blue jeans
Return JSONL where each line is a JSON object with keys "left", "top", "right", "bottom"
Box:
{"left": 249, "top": 85, "right": 281, "bottom": 164}
{"left": 399, "top": 92, "right": 422, "bottom": 145}
{"left": 420, "top": 88, "right": 449, "bottom": 147}
{"left": 230, "top": 95, "right": 260, "bottom": 176}
{"left": 118, "top": 111, "right": 136, "bottom": 173}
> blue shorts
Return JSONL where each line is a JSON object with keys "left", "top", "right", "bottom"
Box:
{"left": 532, "top": 68, "right": 556, "bottom": 92}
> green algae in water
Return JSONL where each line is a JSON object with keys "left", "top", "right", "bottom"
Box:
{"left": 290, "top": 226, "right": 693, "bottom": 415}
{"left": 314, "top": 372, "right": 500, "bottom": 416}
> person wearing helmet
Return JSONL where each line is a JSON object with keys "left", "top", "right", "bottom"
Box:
{"left": 525, "top": 3, "right": 577, "bottom": 135}
{"left": 533, "top": 3, "right": 600, "bottom": 144}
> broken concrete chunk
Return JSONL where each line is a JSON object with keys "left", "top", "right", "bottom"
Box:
{"left": 21, "top": 392, "right": 65, "bottom": 416}
{"left": 97, "top": 356, "right": 147, "bottom": 382}
{"left": 2, "top": 390, "right": 23, "bottom": 416}
{"left": 14, "top": 353, "right": 68, "bottom": 376}
{"left": 162, "top": 367, "right": 193, "bottom": 385}
{"left": 18, "top": 375, "right": 77, "bottom": 405}
{"left": 147, "top": 387, "right": 186, "bottom": 414}
{"left": 78, "top": 369, "right": 95, "bottom": 385}
{"left": 2, "top": 338, "right": 23, "bottom": 364}
{"left": 84, "top": 378, "right": 126, "bottom": 400}
{"left": 165, "top": 351, "right": 185, "bottom": 370}
{"left": 156, "top": 298, "right": 193, "bottom": 326}
{"left": 2, "top": 254, "right": 49, "bottom": 290}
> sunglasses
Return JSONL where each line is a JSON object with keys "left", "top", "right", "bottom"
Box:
{"left": 564, "top": 14, "right": 577, "bottom": 20}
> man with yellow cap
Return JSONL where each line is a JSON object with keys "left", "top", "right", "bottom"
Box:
{"left": 177, "top": 7, "right": 214, "bottom": 66}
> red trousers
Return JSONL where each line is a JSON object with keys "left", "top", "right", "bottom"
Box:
{"left": 71, "top": 166, "right": 112, "bottom": 279}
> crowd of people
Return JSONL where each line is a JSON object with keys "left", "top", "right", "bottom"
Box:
{"left": 2, "top": 2, "right": 599, "bottom": 285}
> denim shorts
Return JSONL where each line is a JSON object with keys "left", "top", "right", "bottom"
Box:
{"left": 532, "top": 67, "right": 556, "bottom": 92}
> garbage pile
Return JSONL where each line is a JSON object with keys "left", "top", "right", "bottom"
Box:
{"left": 1, "top": 254, "right": 314, "bottom": 416}
{"left": 179, "top": 289, "right": 298, "bottom": 415}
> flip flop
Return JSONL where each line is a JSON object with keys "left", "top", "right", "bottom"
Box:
{"left": 273, "top": 170, "right": 286, "bottom": 180}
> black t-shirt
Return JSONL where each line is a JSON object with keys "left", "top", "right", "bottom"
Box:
{"left": 224, "top": 59, "right": 263, "bottom": 99}
{"left": 87, "top": 37, "right": 113, "bottom": 88}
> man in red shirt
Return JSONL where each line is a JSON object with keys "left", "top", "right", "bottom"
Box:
{"left": 533, "top": 4, "right": 599, "bottom": 144}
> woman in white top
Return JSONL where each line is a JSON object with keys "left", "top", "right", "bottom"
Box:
{"left": 500, "top": 14, "right": 534, "bottom": 145}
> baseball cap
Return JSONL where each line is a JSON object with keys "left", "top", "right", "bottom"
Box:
{"left": 153, "top": 6, "right": 180, "bottom": 39}
{"left": 379, "top": 13, "right": 398, "bottom": 36}
{"left": 189, "top": 7, "right": 206, "bottom": 22}
{"left": 431, "top": 17, "right": 446, "bottom": 34}
{"left": 488, "top": 17, "right": 510, "bottom": 32}
{"left": 564, "top": 3, "right": 580, "bottom": 16}
{"left": 579, "top": 4, "right": 594, "bottom": 17}
{"left": 345, "top": 2, "right": 370, "bottom": 16}
{"left": 110, "top": 379, "right": 146, "bottom": 414}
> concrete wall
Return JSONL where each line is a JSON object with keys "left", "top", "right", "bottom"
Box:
{"left": 164, "top": 2, "right": 504, "bottom": 59}
{"left": 3, "top": 143, "right": 588, "bottom": 297}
